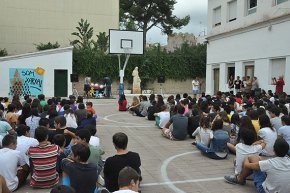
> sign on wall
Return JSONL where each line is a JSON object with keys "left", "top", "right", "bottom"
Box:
{"left": 9, "top": 68, "right": 45, "bottom": 97}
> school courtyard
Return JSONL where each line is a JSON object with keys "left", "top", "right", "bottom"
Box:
{"left": 17, "top": 96, "right": 255, "bottom": 193}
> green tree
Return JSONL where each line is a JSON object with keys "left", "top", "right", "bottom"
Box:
{"left": 95, "top": 32, "right": 109, "bottom": 53}
{"left": 0, "top": 48, "right": 8, "bottom": 57}
{"left": 71, "top": 19, "right": 94, "bottom": 49}
{"left": 35, "top": 42, "right": 60, "bottom": 51}
{"left": 120, "top": 0, "right": 190, "bottom": 44}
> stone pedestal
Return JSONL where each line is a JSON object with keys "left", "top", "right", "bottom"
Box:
{"left": 132, "top": 87, "right": 141, "bottom": 94}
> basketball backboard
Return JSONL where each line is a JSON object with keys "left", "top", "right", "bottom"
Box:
{"left": 109, "top": 29, "right": 144, "bottom": 55}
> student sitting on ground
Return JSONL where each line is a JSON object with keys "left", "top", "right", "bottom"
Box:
{"left": 77, "top": 110, "right": 96, "bottom": 130}
{"left": 278, "top": 115, "right": 290, "bottom": 155}
{"left": 192, "top": 116, "right": 212, "bottom": 146}
{"left": 231, "top": 129, "right": 265, "bottom": 176}
{"left": 161, "top": 105, "right": 188, "bottom": 140}
{"left": 84, "top": 124, "right": 100, "bottom": 147}
{"left": 62, "top": 143, "right": 98, "bottom": 193}
{"left": 154, "top": 105, "right": 170, "bottom": 129}
{"left": 224, "top": 138, "right": 290, "bottom": 193}
{"left": 118, "top": 94, "right": 127, "bottom": 111}
{"left": 133, "top": 95, "right": 151, "bottom": 117}
{"left": 113, "top": 166, "right": 140, "bottom": 193}
{"left": 104, "top": 132, "right": 141, "bottom": 192}
{"left": 53, "top": 134, "right": 67, "bottom": 174}
{"left": 0, "top": 135, "right": 29, "bottom": 192}
{"left": 86, "top": 102, "right": 96, "bottom": 117}
{"left": 28, "top": 126, "right": 60, "bottom": 188}
{"left": 195, "top": 118, "right": 229, "bottom": 160}
{"left": 15, "top": 124, "right": 39, "bottom": 168}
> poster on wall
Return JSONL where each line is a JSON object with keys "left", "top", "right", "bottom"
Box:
{"left": 9, "top": 67, "right": 45, "bottom": 97}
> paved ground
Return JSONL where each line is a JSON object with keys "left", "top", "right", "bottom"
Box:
{"left": 16, "top": 97, "right": 256, "bottom": 193}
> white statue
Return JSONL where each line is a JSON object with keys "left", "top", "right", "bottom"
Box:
{"left": 132, "top": 67, "right": 141, "bottom": 90}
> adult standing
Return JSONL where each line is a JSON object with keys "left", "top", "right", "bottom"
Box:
{"left": 273, "top": 76, "right": 285, "bottom": 95}
{"left": 228, "top": 75, "right": 234, "bottom": 92}
{"left": 234, "top": 76, "right": 242, "bottom": 94}
{"left": 251, "top": 77, "right": 260, "bottom": 96}
{"left": 192, "top": 77, "right": 200, "bottom": 96}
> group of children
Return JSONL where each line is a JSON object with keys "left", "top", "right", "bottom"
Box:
{"left": 0, "top": 94, "right": 143, "bottom": 193}
{"left": 119, "top": 89, "right": 290, "bottom": 193}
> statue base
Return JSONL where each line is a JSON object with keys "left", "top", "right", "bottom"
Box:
{"left": 132, "top": 87, "right": 141, "bottom": 94}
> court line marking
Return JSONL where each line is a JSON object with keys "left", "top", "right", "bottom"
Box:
{"left": 103, "top": 113, "right": 152, "bottom": 126}
{"left": 142, "top": 177, "right": 224, "bottom": 187}
{"left": 97, "top": 125, "right": 154, "bottom": 128}
{"left": 158, "top": 151, "right": 223, "bottom": 193}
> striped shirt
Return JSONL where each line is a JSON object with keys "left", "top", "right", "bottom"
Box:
{"left": 28, "top": 144, "right": 59, "bottom": 188}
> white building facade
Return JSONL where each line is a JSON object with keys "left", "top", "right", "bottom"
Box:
{"left": 0, "top": 47, "right": 73, "bottom": 97}
{"left": 206, "top": 0, "right": 290, "bottom": 95}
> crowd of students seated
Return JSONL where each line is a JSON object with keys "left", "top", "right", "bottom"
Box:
{"left": 0, "top": 94, "right": 142, "bottom": 193}
{"left": 1, "top": 88, "right": 290, "bottom": 193}
{"left": 119, "top": 89, "right": 290, "bottom": 193}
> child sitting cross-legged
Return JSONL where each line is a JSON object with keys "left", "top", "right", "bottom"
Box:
{"left": 62, "top": 143, "right": 98, "bottom": 193}
{"left": 191, "top": 116, "right": 213, "bottom": 146}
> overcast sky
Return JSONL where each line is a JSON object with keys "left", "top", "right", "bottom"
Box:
{"left": 147, "top": 0, "right": 208, "bottom": 45}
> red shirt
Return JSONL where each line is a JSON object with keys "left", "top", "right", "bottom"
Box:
{"left": 87, "top": 107, "right": 96, "bottom": 115}
{"left": 276, "top": 79, "right": 285, "bottom": 94}
{"left": 118, "top": 99, "right": 127, "bottom": 111}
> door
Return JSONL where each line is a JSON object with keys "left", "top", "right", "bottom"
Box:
{"left": 54, "top": 70, "right": 68, "bottom": 97}
{"left": 213, "top": 68, "right": 220, "bottom": 95}
{"left": 245, "top": 65, "right": 254, "bottom": 79}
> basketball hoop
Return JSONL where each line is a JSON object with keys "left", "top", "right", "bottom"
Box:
{"left": 109, "top": 30, "right": 144, "bottom": 98}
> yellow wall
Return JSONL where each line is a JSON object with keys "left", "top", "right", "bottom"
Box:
{"left": 0, "top": 0, "right": 119, "bottom": 55}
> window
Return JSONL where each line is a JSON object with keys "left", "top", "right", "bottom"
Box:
{"left": 228, "top": 0, "right": 237, "bottom": 22}
{"left": 276, "top": 0, "right": 288, "bottom": 5}
{"left": 247, "top": 0, "right": 257, "bottom": 15}
{"left": 213, "top": 6, "right": 221, "bottom": 26}
{"left": 271, "top": 58, "right": 285, "bottom": 83}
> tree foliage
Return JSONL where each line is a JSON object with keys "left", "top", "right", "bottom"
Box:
{"left": 71, "top": 19, "right": 94, "bottom": 49}
{"left": 73, "top": 42, "right": 207, "bottom": 88}
{"left": 120, "top": 0, "right": 190, "bottom": 44}
{"left": 35, "top": 42, "right": 60, "bottom": 51}
{"left": 0, "top": 48, "right": 8, "bottom": 57}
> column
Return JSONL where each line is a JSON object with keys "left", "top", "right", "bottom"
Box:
{"left": 205, "top": 64, "right": 212, "bottom": 95}
{"left": 285, "top": 56, "right": 290, "bottom": 94}
{"left": 219, "top": 63, "right": 227, "bottom": 92}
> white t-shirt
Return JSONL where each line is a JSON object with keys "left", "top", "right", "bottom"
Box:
{"left": 192, "top": 80, "right": 200, "bottom": 90}
{"left": 113, "top": 189, "right": 138, "bottom": 193}
{"left": 0, "top": 148, "right": 25, "bottom": 191}
{"left": 258, "top": 127, "right": 277, "bottom": 157}
{"left": 192, "top": 127, "right": 213, "bottom": 146}
{"left": 89, "top": 136, "right": 100, "bottom": 147}
{"left": 16, "top": 135, "right": 39, "bottom": 165}
{"left": 278, "top": 125, "right": 290, "bottom": 145}
{"left": 64, "top": 113, "right": 78, "bottom": 129}
{"left": 156, "top": 111, "right": 170, "bottom": 128}
{"left": 25, "top": 116, "right": 41, "bottom": 138}
{"left": 260, "top": 156, "right": 290, "bottom": 193}
{"left": 235, "top": 143, "right": 263, "bottom": 174}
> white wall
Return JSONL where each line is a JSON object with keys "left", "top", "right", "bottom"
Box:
{"left": 208, "top": 0, "right": 290, "bottom": 37}
{"left": 0, "top": 47, "right": 73, "bottom": 97}
{"left": 206, "top": 18, "right": 290, "bottom": 94}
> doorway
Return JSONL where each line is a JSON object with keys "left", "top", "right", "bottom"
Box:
{"left": 228, "top": 66, "right": 235, "bottom": 80}
{"left": 54, "top": 70, "right": 68, "bottom": 97}
{"left": 213, "top": 68, "right": 220, "bottom": 95}
{"left": 245, "top": 65, "right": 254, "bottom": 79}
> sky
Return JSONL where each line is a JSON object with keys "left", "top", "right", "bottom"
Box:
{"left": 146, "top": 0, "right": 208, "bottom": 45}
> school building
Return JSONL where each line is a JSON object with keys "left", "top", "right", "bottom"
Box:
{"left": 0, "top": 47, "right": 73, "bottom": 98}
{"left": 206, "top": 0, "right": 290, "bottom": 95}
{"left": 0, "top": 0, "right": 119, "bottom": 55}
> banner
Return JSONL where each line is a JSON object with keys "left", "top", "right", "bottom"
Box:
{"left": 9, "top": 68, "right": 45, "bottom": 96}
